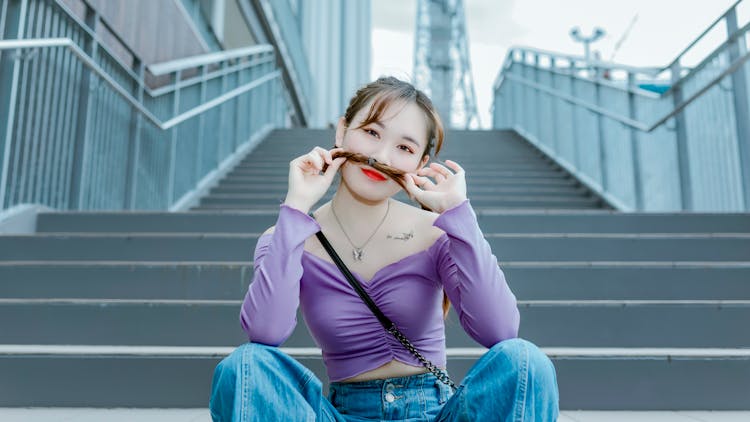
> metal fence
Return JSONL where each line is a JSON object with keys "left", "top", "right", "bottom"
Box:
{"left": 0, "top": 0, "right": 288, "bottom": 212}
{"left": 492, "top": 1, "right": 750, "bottom": 212}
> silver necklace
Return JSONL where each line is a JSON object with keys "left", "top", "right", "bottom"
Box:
{"left": 331, "top": 199, "right": 390, "bottom": 262}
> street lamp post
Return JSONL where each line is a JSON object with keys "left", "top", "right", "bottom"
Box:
{"left": 570, "top": 26, "right": 606, "bottom": 71}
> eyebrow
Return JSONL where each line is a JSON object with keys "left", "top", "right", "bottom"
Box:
{"left": 373, "top": 121, "right": 422, "bottom": 147}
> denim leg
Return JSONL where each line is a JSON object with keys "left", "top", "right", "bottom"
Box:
{"left": 436, "top": 338, "right": 559, "bottom": 422}
{"left": 209, "top": 342, "right": 345, "bottom": 422}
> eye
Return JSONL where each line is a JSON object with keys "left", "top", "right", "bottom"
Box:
{"left": 364, "top": 128, "right": 380, "bottom": 139}
{"left": 398, "top": 145, "right": 414, "bottom": 153}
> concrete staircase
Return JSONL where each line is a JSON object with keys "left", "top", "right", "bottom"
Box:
{"left": 1, "top": 129, "right": 748, "bottom": 409}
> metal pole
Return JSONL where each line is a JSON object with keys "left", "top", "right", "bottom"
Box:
{"left": 195, "top": 65, "right": 207, "bottom": 186}
{"left": 670, "top": 61, "right": 693, "bottom": 210}
{"left": 532, "top": 53, "right": 541, "bottom": 143}
{"left": 549, "top": 57, "right": 560, "bottom": 154}
{"left": 70, "top": 6, "right": 99, "bottom": 210}
{"left": 594, "top": 62, "right": 608, "bottom": 194}
{"left": 167, "top": 69, "right": 181, "bottom": 208}
{"left": 427, "top": 0, "right": 454, "bottom": 128}
{"left": 124, "top": 59, "right": 144, "bottom": 210}
{"left": 725, "top": 7, "right": 750, "bottom": 210}
{"left": 217, "top": 61, "right": 228, "bottom": 165}
{"left": 233, "top": 58, "right": 240, "bottom": 151}
{"left": 627, "top": 72, "right": 644, "bottom": 210}
{"left": 0, "top": 0, "right": 28, "bottom": 211}
{"left": 583, "top": 42, "right": 591, "bottom": 64}
{"left": 569, "top": 60, "right": 580, "bottom": 171}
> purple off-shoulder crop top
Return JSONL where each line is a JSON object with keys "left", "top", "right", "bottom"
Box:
{"left": 240, "top": 199, "right": 520, "bottom": 382}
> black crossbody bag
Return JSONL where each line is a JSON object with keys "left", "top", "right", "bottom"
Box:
{"left": 313, "top": 229, "right": 457, "bottom": 391}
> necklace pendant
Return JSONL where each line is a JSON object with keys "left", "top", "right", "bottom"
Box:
{"left": 353, "top": 248, "right": 364, "bottom": 261}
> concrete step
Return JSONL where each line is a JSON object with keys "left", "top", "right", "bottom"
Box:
{"left": 3, "top": 233, "right": 748, "bottom": 261}
{"left": 235, "top": 162, "right": 562, "bottom": 171}
{"left": 217, "top": 177, "right": 579, "bottom": 187}
{"left": 198, "top": 193, "right": 596, "bottom": 207}
{"left": 2, "top": 300, "right": 748, "bottom": 348}
{"left": 3, "top": 262, "right": 747, "bottom": 301}
{"left": 227, "top": 169, "right": 570, "bottom": 179}
{"left": 196, "top": 197, "right": 604, "bottom": 209}
{"left": 1, "top": 345, "right": 747, "bottom": 409}
{"left": 219, "top": 175, "right": 574, "bottom": 184}
{"left": 35, "top": 211, "right": 750, "bottom": 234}
{"left": 0, "top": 262, "right": 252, "bottom": 300}
{"left": 208, "top": 184, "right": 589, "bottom": 196}
{"left": 248, "top": 147, "right": 546, "bottom": 156}
{"left": 246, "top": 143, "right": 546, "bottom": 153}
{"left": 3, "top": 127, "right": 739, "bottom": 413}
{"left": 2, "top": 409, "right": 749, "bottom": 422}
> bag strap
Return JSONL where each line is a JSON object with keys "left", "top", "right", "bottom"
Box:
{"left": 313, "top": 231, "right": 393, "bottom": 328}
{"left": 313, "top": 229, "right": 457, "bottom": 391}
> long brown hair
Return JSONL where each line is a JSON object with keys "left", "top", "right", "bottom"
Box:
{"left": 329, "top": 76, "right": 451, "bottom": 319}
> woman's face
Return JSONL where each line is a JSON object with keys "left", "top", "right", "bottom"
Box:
{"left": 334, "top": 100, "right": 431, "bottom": 202}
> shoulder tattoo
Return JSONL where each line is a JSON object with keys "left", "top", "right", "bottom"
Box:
{"left": 387, "top": 230, "right": 415, "bottom": 241}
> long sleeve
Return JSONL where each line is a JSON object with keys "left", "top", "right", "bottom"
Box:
{"left": 433, "top": 198, "right": 520, "bottom": 347}
{"left": 240, "top": 204, "right": 321, "bottom": 346}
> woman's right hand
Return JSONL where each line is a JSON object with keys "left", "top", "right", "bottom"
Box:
{"left": 283, "top": 146, "right": 347, "bottom": 213}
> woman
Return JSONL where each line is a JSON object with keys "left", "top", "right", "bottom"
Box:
{"left": 210, "top": 76, "right": 559, "bottom": 421}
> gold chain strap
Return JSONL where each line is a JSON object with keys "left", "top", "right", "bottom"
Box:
{"left": 387, "top": 324, "right": 457, "bottom": 391}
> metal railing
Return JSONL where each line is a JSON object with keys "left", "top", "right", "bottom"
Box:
{"left": 256, "top": 0, "right": 312, "bottom": 125}
{"left": 492, "top": 0, "right": 750, "bottom": 212}
{"left": 0, "top": 0, "right": 289, "bottom": 212}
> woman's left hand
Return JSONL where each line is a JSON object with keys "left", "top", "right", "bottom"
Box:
{"left": 404, "top": 159, "right": 467, "bottom": 213}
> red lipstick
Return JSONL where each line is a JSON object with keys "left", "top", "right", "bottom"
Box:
{"left": 361, "top": 168, "right": 387, "bottom": 181}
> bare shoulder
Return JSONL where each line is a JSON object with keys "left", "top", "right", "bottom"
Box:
{"left": 392, "top": 200, "right": 445, "bottom": 241}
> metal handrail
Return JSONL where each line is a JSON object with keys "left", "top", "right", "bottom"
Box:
{"left": 499, "top": 0, "right": 747, "bottom": 92}
{"left": 661, "top": 18, "right": 750, "bottom": 95}
{"left": 148, "top": 44, "right": 274, "bottom": 76}
{"left": 148, "top": 54, "right": 275, "bottom": 97}
{"left": 48, "top": 0, "right": 272, "bottom": 97}
{"left": 0, "top": 38, "right": 281, "bottom": 131}
{"left": 495, "top": 0, "right": 750, "bottom": 134}
{"left": 501, "top": 74, "right": 647, "bottom": 130}
{"left": 501, "top": 47, "right": 750, "bottom": 133}
{"left": 664, "top": 0, "right": 743, "bottom": 71}
{"left": 161, "top": 71, "right": 279, "bottom": 129}
{"left": 49, "top": 0, "right": 150, "bottom": 86}
{"left": 509, "top": 46, "right": 663, "bottom": 76}
{"left": 494, "top": 51, "right": 663, "bottom": 99}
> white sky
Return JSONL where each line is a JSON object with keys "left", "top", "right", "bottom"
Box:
{"left": 371, "top": 0, "right": 745, "bottom": 128}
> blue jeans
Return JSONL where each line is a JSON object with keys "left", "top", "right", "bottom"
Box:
{"left": 209, "top": 338, "right": 559, "bottom": 421}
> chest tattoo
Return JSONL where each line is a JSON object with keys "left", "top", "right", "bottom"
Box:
{"left": 387, "top": 230, "right": 415, "bottom": 241}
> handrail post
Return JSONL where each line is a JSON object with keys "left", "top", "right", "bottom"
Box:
{"left": 124, "top": 59, "right": 144, "bottom": 210}
{"left": 549, "top": 57, "right": 559, "bottom": 153}
{"left": 569, "top": 60, "right": 580, "bottom": 171}
{"left": 523, "top": 51, "right": 533, "bottom": 139}
{"left": 532, "top": 53, "right": 541, "bottom": 143}
{"left": 167, "top": 69, "right": 182, "bottom": 208}
{"left": 594, "top": 61, "right": 608, "bottom": 195}
{"left": 217, "top": 61, "right": 227, "bottom": 167}
{"left": 70, "top": 5, "right": 99, "bottom": 210}
{"left": 195, "top": 65, "right": 207, "bottom": 186}
{"left": 725, "top": 7, "right": 750, "bottom": 210}
{"left": 0, "top": 0, "right": 28, "bottom": 211}
{"left": 506, "top": 50, "right": 516, "bottom": 128}
{"left": 670, "top": 61, "right": 693, "bottom": 210}
{"left": 233, "top": 58, "right": 241, "bottom": 150}
{"left": 272, "top": 72, "right": 279, "bottom": 126}
{"left": 248, "top": 63, "right": 257, "bottom": 139}
{"left": 627, "top": 72, "right": 645, "bottom": 210}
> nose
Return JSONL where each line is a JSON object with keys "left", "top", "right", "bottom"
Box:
{"left": 369, "top": 145, "right": 391, "bottom": 167}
